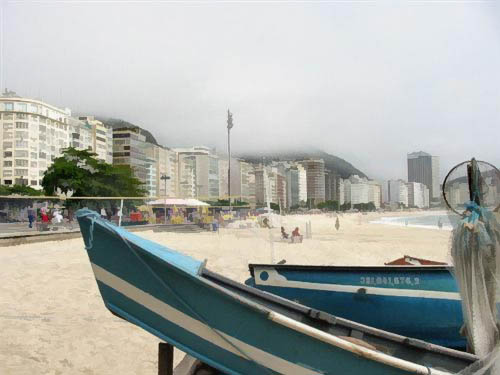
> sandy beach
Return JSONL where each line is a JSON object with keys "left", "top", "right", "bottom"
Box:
{"left": 0, "top": 212, "right": 453, "bottom": 375}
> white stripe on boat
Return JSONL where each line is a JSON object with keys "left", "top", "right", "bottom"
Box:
{"left": 90, "top": 263, "right": 318, "bottom": 375}
{"left": 254, "top": 269, "right": 461, "bottom": 301}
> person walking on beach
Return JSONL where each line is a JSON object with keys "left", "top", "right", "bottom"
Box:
{"left": 335, "top": 217, "right": 340, "bottom": 231}
{"left": 27, "top": 207, "right": 35, "bottom": 228}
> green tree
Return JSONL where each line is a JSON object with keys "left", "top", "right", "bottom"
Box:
{"left": 270, "top": 202, "right": 280, "bottom": 211}
{"left": 0, "top": 184, "right": 43, "bottom": 196}
{"left": 204, "top": 199, "right": 249, "bottom": 207}
{"left": 317, "top": 200, "right": 339, "bottom": 211}
{"left": 352, "top": 202, "right": 376, "bottom": 211}
{"left": 42, "top": 148, "right": 146, "bottom": 197}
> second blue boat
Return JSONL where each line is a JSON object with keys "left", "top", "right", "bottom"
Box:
{"left": 246, "top": 263, "right": 466, "bottom": 350}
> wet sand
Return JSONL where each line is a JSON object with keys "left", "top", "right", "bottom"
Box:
{"left": 0, "top": 212, "right": 452, "bottom": 374}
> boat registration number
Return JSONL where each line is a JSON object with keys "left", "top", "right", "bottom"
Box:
{"left": 360, "top": 276, "right": 420, "bottom": 286}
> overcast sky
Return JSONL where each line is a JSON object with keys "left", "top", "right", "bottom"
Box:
{"left": 1, "top": 1, "right": 499, "bottom": 181}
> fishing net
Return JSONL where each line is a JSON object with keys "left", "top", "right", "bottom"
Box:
{"left": 443, "top": 159, "right": 500, "bottom": 374}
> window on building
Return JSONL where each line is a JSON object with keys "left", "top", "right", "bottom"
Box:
{"left": 31, "top": 115, "right": 39, "bottom": 121}
{"left": 4, "top": 103, "right": 13, "bottom": 111}
{"left": 16, "top": 131, "right": 29, "bottom": 139}
{"left": 15, "top": 122, "right": 28, "bottom": 129}
{"left": 3, "top": 142, "right": 13, "bottom": 149}
{"left": 3, "top": 132, "right": 12, "bottom": 139}
{"left": 3, "top": 179, "right": 12, "bottom": 184}
{"left": 15, "top": 141, "right": 28, "bottom": 148}
{"left": 15, "top": 169, "right": 28, "bottom": 176}
{"left": 3, "top": 161, "right": 12, "bottom": 167}
{"left": 30, "top": 152, "right": 37, "bottom": 159}
{"left": 15, "top": 178, "right": 28, "bottom": 185}
{"left": 15, "top": 150, "right": 29, "bottom": 158}
{"left": 30, "top": 180, "right": 37, "bottom": 186}
{"left": 4, "top": 151, "right": 12, "bottom": 158}
{"left": 113, "top": 133, "right": 131, "bottom": 138}
{"left": 15, "top": 159, "right": 29, "bottom": 167}
{"left": 3, "top": 123, "right": 13, "bottom": 130}
{"left": 16, "top": 103, "right": 27, "bottom": 112}
{"left": 30, "top": 161, "right": 37, "bottom": 168}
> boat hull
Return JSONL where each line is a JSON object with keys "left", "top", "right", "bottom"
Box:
{"left": 246, "top": 264, "right": 465, "bottom": 349}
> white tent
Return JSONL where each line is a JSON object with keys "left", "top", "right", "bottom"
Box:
{"left": 147, "top": 198, "right": 209, "bottom": 207}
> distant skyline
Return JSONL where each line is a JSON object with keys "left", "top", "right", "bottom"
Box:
{"left": 1, "top": 1, "right": 499, "bottom": 182}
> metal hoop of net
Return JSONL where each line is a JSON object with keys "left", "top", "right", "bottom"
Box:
{"left": 442, "top": 159, "right": 500, "bottom": 216}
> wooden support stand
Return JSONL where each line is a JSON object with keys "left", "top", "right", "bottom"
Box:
{"left": 158, "top": 342, "right": 174, "bottom": 375}
{"left": 158, "top": 342, "right": 219, "bottom": 375}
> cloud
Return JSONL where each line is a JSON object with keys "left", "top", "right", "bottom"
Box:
{"left": 3, "top": 1, "right": 500, "bottom": 181}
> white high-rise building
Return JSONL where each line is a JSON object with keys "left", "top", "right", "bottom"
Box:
{"left": 344, "top": 179, "right": 351, "bottom": 205}
{"left": 0, "top": 91, "right": 72, "bottom": 189}
{"left": 368, "top": 181, "right": 382, "bottom": 209}
{"left": 407, "top": 182, "right": 429, "bottom": 208}
{"left": 68, "top": 117, "right": 93, "bottom": 152}
{"left": 350, "top": 183, "right": 370, "bottom": 205}
{"left": 218, "top": 159, "right": 229, "bottom": 199}
{"left": 145, "top": 144, "right": 178, "bottom": 198}
{"left": 388, "top": 179, "right": 409, "bottom": 207}
{"left": 174, "top": 146, "right": 220, "bottom": 200}
{"left": 338, "top": 179, "right": 345, "bottom": 206}
{"left": 78, "top": 116, "right": 113, "bottom": 164}
{"left": 297, "top": 164, "right": 308, "bottom": 204}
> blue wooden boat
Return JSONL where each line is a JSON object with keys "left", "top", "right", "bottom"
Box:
{"left": 76, "top": 209, "right": 477, "bottom": 374}
{"left": 246, "top": 263, "right": 466, "bottom": 350}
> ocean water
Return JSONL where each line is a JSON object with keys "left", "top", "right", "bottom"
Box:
{"left": 371, "top": 213, "right": 459, "bottom": 231}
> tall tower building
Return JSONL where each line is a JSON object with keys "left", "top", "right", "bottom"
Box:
{"left": 407, "top": 151, "right": 440, "bottom": 203}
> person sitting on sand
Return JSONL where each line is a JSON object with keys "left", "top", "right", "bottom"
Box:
{"left": 281, "top": 226, "right": 289, "bottom": 239}
{"left": 292, "top": 227, "right": 301, "bottom": 237}
{"left": 262, "top": 217, "right": 270, "bottom": 229}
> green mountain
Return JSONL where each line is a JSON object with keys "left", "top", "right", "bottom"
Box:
{"left": 95, "top": 117, "right": 159, "bottom": 146}
{"left": 237, "top": 149, "right": 367, "bottom": 179}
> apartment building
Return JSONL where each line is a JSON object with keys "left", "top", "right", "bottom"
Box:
{"left": 78, "top": 116, "right": 113, "bottom": 163}
{"left": 388, "top": 179, "right": 409, "bottom": 207}
{"left": 174, "top": 146, "right": 219, "bottom": 200}
{"left": 0, "top": 91, "right": 72, "bottom": 188}
{"left": 227, "top": 159, "right": 255, "bottom": 204}
{"left": 299, "top": 159, "right": 326, "bottom": 205}
{"left": 145, "top": 144, "right": 178, "bottom": 198}
{"left": 112, "top": 127, "right": 157, "bottom": 196}
{"left": 407, "top": 181, "right": 429, "bottom": 208}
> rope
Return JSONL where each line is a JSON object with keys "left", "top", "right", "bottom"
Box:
{"left": 81, "top": 212, "right": 275, "bottom": 375}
